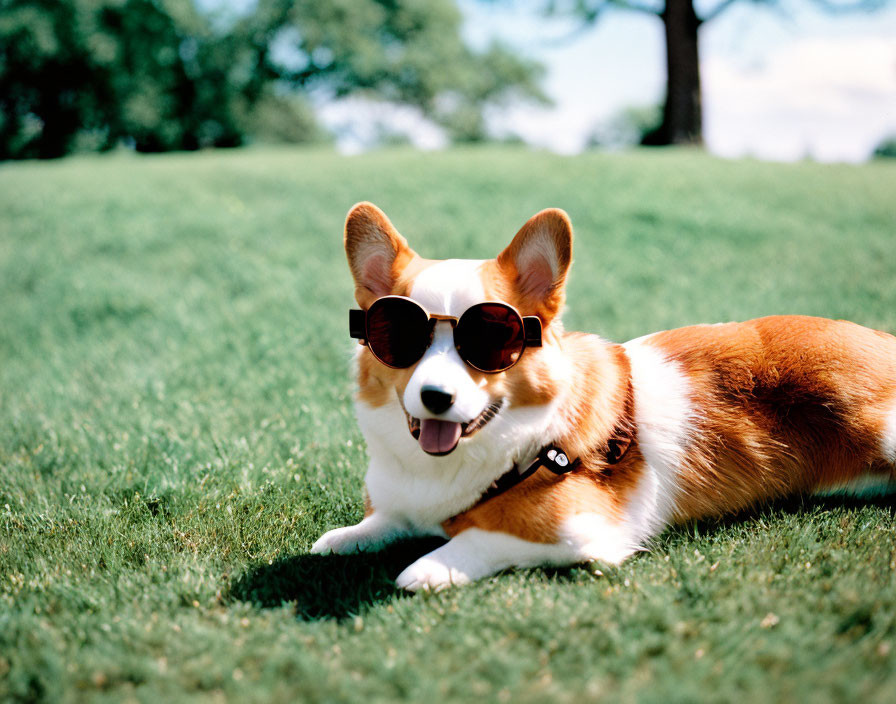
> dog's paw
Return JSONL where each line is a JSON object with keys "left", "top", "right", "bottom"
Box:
{"left": 395, "top": 556, "right": 471, "bottom": 592}
{"left": 310, "top": 514, "right": 407, "bottom": 556}
{"left": 310, "top": 525, "right": 369, "bottom": 555}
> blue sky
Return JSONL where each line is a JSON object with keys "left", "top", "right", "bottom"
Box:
{"left": 452, "top": 0, "right": 896, "bottom": 161}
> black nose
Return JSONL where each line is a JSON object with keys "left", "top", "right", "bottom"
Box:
{"left": 421, "top": 385, "right": 456, "bottom": 415}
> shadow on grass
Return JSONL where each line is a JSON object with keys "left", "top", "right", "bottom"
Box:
{"left": 229, "top": 494, "right": 895, "bottom": 620}
{"left": 227, "top": 537, "right": 446, "bottom": 621}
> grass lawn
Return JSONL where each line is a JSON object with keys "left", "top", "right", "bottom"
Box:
{"left": 2, "top": 146, "right": 896, "bottom": 703}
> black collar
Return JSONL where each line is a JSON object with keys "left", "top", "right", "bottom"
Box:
{"left": 478, "top": 445, "right": 579, "bottom": 504}
{"left": 473, "top": 354, "right": 638, "bottom": 507}
{"left": 477, "top": 430, "right": 633, "bottom": 505}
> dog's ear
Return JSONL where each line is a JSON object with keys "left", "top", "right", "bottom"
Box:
{"left": 344, "top": 202, "right": 416, "bottom": 308}
{"left": 497, "top": 208, "right": 573, "bottom": 322}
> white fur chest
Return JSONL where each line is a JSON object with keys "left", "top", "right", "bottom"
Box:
{"left": 355, "top": 397, "right": 558, "bottom": 532}
{"left": 621, "top": 336, "right": 696, "bottom": 533}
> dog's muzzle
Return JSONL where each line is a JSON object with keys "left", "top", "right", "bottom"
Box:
{"left": 403, "top": 398, "right": 505, "bottom": 456}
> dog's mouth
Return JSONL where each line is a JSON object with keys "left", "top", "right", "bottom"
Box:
{"left": 404, "top": 399, "right": 505, "bottom": 456}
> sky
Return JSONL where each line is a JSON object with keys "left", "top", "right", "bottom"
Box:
{"left": 321, "top": 0, "right": 896, "bottom": 162}
{"left": 457, "top": 0, "right": 896, "bottom": 162}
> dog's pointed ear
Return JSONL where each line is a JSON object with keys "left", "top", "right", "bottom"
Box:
{"left": 344, "top": 202, "right": 416, "bottom": 308}
{"left": 497, "top": 208, "right": 573, "bottom": 322}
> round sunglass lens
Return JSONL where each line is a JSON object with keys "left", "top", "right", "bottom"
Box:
{"left": 456, "top": 303, "right": 525, "bottom": 372}
{"left": 366, "top": 298, "right": 431, "bottom": 368}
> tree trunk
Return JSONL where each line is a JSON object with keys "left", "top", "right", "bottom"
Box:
{"left": 642, "top": 0, "right": 702, "bottom": 146}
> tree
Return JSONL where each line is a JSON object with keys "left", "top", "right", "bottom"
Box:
{"left": 0, "top": 0, "right": 547, "bottom": 159}
{"left": 239, "top": 0, "right": 548, "bottom": 142}
{"left": 0, "top": 0, "right": 259, "bottom": 158}
{"left": 539, "top": 0, "right": 891, "bottom": 146}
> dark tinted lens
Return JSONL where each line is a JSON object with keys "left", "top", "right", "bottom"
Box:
{"left": 366, "top": 298, "right": 431, "bottom": 368}
{"left": 455, "top": 303, "right": 525, "bottom": 372}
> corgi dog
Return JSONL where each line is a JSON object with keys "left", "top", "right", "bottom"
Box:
{"left": 311, "top": 202, "right": 896, "bottom": 591}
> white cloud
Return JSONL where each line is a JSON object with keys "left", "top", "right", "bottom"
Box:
{"left": 316, "top": 98, "right": 448, "bottom": 154}
{"left": 703, "top": 37, "right": 896, "bottom": 162}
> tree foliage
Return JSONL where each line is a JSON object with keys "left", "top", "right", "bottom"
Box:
{"left": 0, "top": 0, "right": 546, "bottom": 159}
{"left": 1, "top": 0, "right": 251, "bottom": 158}
{"left": 873, "top": 135, "right": 896, "bottom": 159}
{"left": 242, "top": 0, "right": 547, "bottom": 142}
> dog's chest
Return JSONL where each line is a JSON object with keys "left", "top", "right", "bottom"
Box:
{"left": 356, "top": 398, "right": 553, "bottom": 530}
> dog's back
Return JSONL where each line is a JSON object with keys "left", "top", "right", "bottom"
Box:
{"left": 626, "top": 315, "right": 896, "bottom": 520}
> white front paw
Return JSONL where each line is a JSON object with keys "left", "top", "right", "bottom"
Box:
{"left": 310, "top": 513, "right": 406, "bottom": 555}
{"left": 310, "top": 525, "right": 369, "bottom": 555}
{"left": 395, "top": 556, "right": 471, "bottom": 592}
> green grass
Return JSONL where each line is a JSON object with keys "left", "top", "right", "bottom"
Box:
{"left": 2, "top": 146, "right": 896, "bottom": 703}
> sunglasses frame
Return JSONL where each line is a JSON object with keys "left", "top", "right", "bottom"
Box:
{"left": 349, "top": 295, "right": 542, "bottom": 373}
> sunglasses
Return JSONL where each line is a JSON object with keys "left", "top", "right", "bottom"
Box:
{"left": 350, "top": 295, "right": 542, "bottom": 373}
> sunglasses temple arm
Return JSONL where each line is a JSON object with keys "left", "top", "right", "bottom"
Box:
{"left": 523, "top": 317, "right": 543, "bottom": 347}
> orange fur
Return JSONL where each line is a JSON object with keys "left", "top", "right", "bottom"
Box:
{"left": 345, "top": 202, "right": 423, "bottom": 308}
{"left": 644, "top": 316, "right": 896, "bottom": 519}
{"left": 444, "top": 340, "right": 644, "bottom": 541}
{"left": 492, "top": 209, "right": 572, "bottom": 324}
{"left": 443, "top": 316, "right": 896, "bottom": 544}
{"left": 356, "top": 352, "right": 414, "bottom": 408}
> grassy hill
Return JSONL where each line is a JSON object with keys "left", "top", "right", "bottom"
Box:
{"left": 2, "top": 146, "right": 895, "bottom": 702}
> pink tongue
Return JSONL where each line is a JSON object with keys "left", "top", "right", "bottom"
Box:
{"left": 419, "top": 419, "right": 463, "bottom": 455}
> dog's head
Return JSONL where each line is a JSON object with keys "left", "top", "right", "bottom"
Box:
{"left": 345, "top": 202, "right": 572, "bottom": 457}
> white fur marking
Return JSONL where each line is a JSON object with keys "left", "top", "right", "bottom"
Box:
{"left": 356, "top": 397, "right": 562, "bottom": 533}
{"left": 403, "top": 323, "right": 490, "bottom": 422}
{"left": 409, "top": 258, "right": 487, "bottom": 318}
{"left": 622, "top": 337, "right": 697, "bottom": 533}
{"left": 397, "top": 507, "right": 643, "bottom": 591}
{"left": 402, "top": 258, "right": 494, "bottom": 422}
{"left": 883, "top": 402, "right": 896, "bottom": 465}
{"left": 558, "top": 513, "right": 638, "bottom": 565}
{"left": 396, "top": 528, "right": 582, "bottom": 591}
{"left": 311, "top": 512, "right": 409, "bottom": 555}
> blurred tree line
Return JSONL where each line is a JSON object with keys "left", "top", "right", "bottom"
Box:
{"left": 0, "top": 0, "right": 546, "bottom": 159}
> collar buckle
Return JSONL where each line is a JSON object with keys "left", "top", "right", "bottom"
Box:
{"left": 538, "top": 445, "right": 580, "bottom": 474}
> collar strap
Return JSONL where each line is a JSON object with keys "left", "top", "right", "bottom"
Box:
{"left": 475, "top": 369, "right": 636, "bottom": 506}
{"left": 478, "top": 445, "right": 578, "bottom": 504}
{"left": 477, "top": 431, "right": 633, "bottom": 506}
